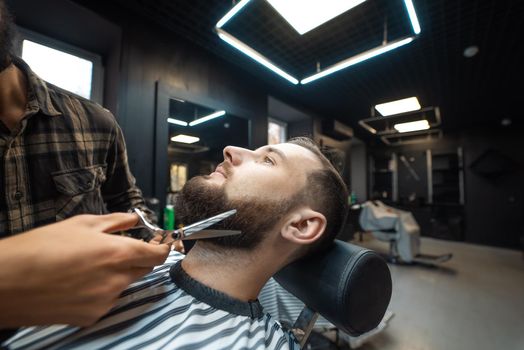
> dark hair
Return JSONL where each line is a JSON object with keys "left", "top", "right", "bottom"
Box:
{"left": 0, "top": 0, "right": 15, "bottom": 69}
{"left": 287, "top": 137, "right": 349, "bottom": 256}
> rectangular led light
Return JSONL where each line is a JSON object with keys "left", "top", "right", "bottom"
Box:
{"left": 394, "top": 120, "right": 429, "bottom": 133}
{"left": 375, "top": 97, "right": 421, "bottom": 116}
{"left": 167, "top": 118, "right": 188, "bottom": 126}
{"left": 189, "top": 110, "right": 226, "bottom": 127}
{"left": 301, "top": 37, "right": 413, "bottom": 84}
{"left": 215, "top": 0, "right": 420, "bottom": 85}
{"left": 171, "top": 134, "right": 200, "bottom": 144}
{"left": 217, "top": 29, "right": 299, "bottom": 85}
{"left": 403, "top": 0, "right": 421, "bottom": 34}
{"left": 216, "top": 0, "right": 252, "bottom": 28}
{"left": 267, "top": 0, "right": 367, "bottom": 35}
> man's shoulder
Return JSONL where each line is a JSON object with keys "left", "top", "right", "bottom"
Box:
{"left": 46, "top": 82, "right": 117, "bottom": 126}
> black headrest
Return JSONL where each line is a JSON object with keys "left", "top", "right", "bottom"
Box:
{"left": 274, "top": 239, "right": 392, "bottom": 336}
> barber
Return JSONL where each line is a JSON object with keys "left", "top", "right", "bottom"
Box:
{"left": 0, "top": 0, "right": 153, "bottom": 240}
{"left": 0, "top": 213, "right": 169, "bottom": 337}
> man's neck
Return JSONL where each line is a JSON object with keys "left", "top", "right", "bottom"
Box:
{"left": 181, "top": 241, "right": 287, "bottom": 302}
{"left": 0, "top": 63, "right": 28, "bottom": 130}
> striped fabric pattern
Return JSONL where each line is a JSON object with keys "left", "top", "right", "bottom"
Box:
{"left": 259, "top": 278, "right": 334, "bottom": 329}
{"left": 3, "top": 252, "right": 300, "bottom": 350}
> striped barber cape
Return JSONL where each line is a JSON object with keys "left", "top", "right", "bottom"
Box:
{"left": 3, "top": 251, "right": 299, "bottom": 350}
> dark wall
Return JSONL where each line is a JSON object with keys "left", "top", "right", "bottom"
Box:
{"left": 9, "top": 0, "right": 270, "bottom": 198}
{"left": 350, "top": 139, "right": 367, "bottom": 202}
{"left": 462, "top": 129, "right": 523, "bottom": 248}
{"left": 7, "top": 0, "right": 122, "bottom": 114}
{"left": 115, "top": 23, "right": 268, "bottom": 196}
{"left": 369, "top": 127, "right": 524, "bottom": 249}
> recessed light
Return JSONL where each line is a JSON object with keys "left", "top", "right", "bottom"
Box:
{"left": 501, "top": 118, "right": 512, "bottom": 127}
{"left": 266, "top": 0, "right": 367, "bottom": 35}
{"left": 171, "top": 134, "right": 200, "bottom": 144}
{"left": 463, "top": 45, "right": 479, "bottom": 58}
{"left": 375, "top": 97, "right": 421, "bottom": 116}
{"left": 394, "top": 120, "right": 430, "bottom": 133}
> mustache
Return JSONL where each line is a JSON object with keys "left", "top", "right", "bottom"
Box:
{"left": 216, "top": 160, "right": 233, "bottom": 178}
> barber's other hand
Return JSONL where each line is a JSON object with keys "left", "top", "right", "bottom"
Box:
{"left": 0, "top": 213, "right": 170, "bottom": 328}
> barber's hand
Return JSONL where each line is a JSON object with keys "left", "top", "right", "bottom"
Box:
{"left": 0, "top": 213, "right": 170, "bottom": 328}
{"left": 148, "top": 235, "right": 185, "bottom": 254}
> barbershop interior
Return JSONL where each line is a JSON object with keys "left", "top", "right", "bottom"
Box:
{"left": 1, "top": 0, "right": 524, "bottom": 349}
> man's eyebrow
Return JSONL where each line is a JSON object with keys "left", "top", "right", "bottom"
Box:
{"left": 266, "top": 146, "right": 287, "bottom": 161}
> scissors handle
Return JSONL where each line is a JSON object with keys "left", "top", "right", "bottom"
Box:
{"left": 133, "top": 208, "right": 163, "bottom": 234}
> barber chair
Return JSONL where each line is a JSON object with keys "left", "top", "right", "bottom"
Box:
{"left": 274, "top": 239, "right": 392, "bottom": 348}
{"left": 358, "top": 200, "right": 452, "bottom": 266}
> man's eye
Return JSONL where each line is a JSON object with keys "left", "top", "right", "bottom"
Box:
{"left": 264, "top": 156, "right": 275, "bottom": 165}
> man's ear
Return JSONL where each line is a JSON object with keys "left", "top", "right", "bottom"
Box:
{"left": 280, "top": 208, "right": 327, "bottom": 245}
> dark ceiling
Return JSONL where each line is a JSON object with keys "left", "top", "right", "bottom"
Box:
{"left": 74, "top": 0, "right": 524, "bottom": 139}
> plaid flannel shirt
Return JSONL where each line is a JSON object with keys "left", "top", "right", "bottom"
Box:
{"left": 0, "top": 57, "right": 150, "bottom": 238}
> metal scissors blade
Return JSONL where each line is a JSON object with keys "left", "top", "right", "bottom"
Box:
{"left": 133, "top": 208, "right": 240, "bottom": 244}
{"left": 180, "top": 229, "right": 241, "bottom": 240}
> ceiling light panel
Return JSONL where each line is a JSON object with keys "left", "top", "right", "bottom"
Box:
{"left": 171, "top": 135, "right": 200, "bottom": 144}
{"left": 217, "top": 29, "right": 299, "bottom": 84}
{"left": 394, "top": 120, "right": 430, "bottom": 133}
{"left": 266, "top": 0, "right": 367, "bottom": 35}
{"left": 301, "top": 37, "right": 414, "bottom": 84}
{"left": 216, "top": 0, "right": 252, "bottom": 28}
{"left": 215, "top": 0, "right": 421, "bottom": 84}
{"left": 403, "top": 0, "right": 421, "bottom": 34}
{"left": 375, "top": 97, "right": 421, "bottom": 116}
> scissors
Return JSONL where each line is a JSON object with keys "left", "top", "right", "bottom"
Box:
{"left": 132, "top": 208, "right": 241, "bottom": 244}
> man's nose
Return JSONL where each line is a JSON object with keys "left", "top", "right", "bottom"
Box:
{"left": 223, "top": 146, "right": 251, "bottom": 166}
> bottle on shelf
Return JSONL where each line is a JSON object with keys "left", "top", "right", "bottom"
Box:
{"left": 163, "top": 204, "right": 175, "bottom": 230}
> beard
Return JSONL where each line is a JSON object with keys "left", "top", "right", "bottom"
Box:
{"left": 0, "top": 0, "right": 15, "bottom": 72}
{"left": 174, "top": 175, "right": 300, "bottom": 251}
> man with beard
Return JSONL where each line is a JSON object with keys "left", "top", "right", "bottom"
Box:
{"left": 3, "top": 137, "right": 349, "bottom": 350}
{"left": 0, "top": 0, "right": 152, "bottom": 238}
{"left": 0, "top": 0, "right": 169, "bottom": 336}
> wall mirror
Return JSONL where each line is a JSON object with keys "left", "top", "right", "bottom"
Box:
{"left": 166, "top": 98, "right": 249, "bottom": 198}
{"left": 154, "top": 81, "right": 251, "bottom": 225}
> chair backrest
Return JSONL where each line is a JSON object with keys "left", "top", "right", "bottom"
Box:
{"left": 274, "top": 239, "right": 392, "bottom": 336}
